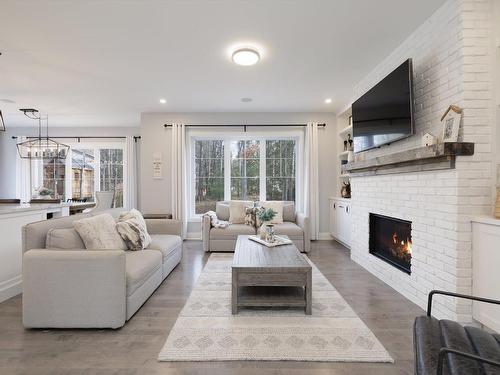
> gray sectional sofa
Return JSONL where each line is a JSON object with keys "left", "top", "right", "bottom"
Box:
{"left": 202, "top": 201, "right": 310, "bottom": 253}
{"left": 22, "top": 208, "right": 182, "bottom": 329}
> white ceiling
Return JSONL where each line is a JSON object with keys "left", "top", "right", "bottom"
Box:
{"left": 0, "top": 0, "right": 446, "bottom": 128}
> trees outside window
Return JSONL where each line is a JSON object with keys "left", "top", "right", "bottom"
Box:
{"left": 192, "top": 137, "right": 297, "bottom": 216}
{"left": 194, "top": 140, "right": 224, "bottom": 214}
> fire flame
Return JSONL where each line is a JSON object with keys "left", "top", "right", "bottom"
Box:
{"left": 392, "top": 232, "right": 412, "bottom": 254}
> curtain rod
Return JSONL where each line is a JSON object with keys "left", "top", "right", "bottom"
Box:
{"left": 12, "top": 136, "right": 141, "bottom": 142}
{"left": 163, "top": 123, "right": 326, "bottom": 131}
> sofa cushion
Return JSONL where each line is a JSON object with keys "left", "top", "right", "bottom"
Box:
{"left": 210, "top": 224, "right": 255, "bottom": 240}
{"left": 283, "top": 201, "right": 296, "bottom": 222}
{"left": 147, "top": 234, "right": 182, "bottom": 261}
{"left": 125, "top": 250, "right": 162, "bottom": 297}
{"left": 116, "top": 209, "right": 152, "bottom": 251}
{"left": 216, "top": 202, "right": 230, "bottom": 221}
{"left": 229, "top": 201, "right": 252, "bottom": 224}
{"left": 74, "top": 213, "right": 127, "bottom": 250}
{"left": 260, "top": 201, "right": 284, "bottom": 224}
{"left": 46, "top": 228, "right": 85, "bottom": 250}
{"left": 272, "top": 222, "right": 304, "bottom": 239}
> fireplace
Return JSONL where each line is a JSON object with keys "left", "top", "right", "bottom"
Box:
{"left": 369, "top": 213, "right": 412, "bottom": 274}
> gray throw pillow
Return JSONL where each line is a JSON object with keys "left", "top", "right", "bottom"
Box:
{"left": 74, "top": 213, "right": 127, "bottom": 250}
{"left": 116, "top": 209, "right": 152, "bottom": 251}
{"left": 46, "top": 228, "right": 85, "bottom": 250}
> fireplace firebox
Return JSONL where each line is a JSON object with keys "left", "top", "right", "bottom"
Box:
{"left": 369, "top": 213, "right": 412, "bottom": 274}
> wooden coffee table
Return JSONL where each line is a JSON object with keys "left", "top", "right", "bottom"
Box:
{"left": 231, "top": 235, "right": 312, "bottom": 315}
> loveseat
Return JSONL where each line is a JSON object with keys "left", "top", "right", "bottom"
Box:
{"left": 22, "top": 208, "right": 182, "bottom": 329}
{"left": 202, "top": 201, "right": 310, "bottom": 253}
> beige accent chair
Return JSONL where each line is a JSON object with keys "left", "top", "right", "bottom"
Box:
{"left": 91, "top": 190, "right": 115, "bottom": 212}
{"left": 22, "top": 208, "right": 182, "bottom": 329}
{"left": 202, "top": 201, "right": 310, "bottom": 253}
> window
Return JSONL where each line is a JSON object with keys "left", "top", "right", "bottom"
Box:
{"left": 230, "top": 140, "right": 260, "bottom": 201}
{"left": 265, "top": 140, "right": 296, "bottom": 201}
{"left": 32, "top": 158, "right": 66, "bottom": 199}
{"left": 194, "top": 140, "right": 224, "bottom": 214}
{"left": 100, "top": 149, "right": 124, "bottom": 208}
{"left": 191, "top": 136, "right": 298, "bottom": 217}
{"left": 71, "top": 149, "right": 95, "bottom": 201}
{"left": 29, "top": 143, "right": 126, "bottom": 208}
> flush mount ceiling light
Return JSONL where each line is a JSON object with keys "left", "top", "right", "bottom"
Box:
{"left": 241, "top": 97, "right": 253, "bottom": 103}
{"left": 232, "top": 48, "right": 260, "bottom": 66}
{"left": 324, "top": 98, "right": 333, "bottom": 104}
{"left": 159, "top": 98, "right": 167, "bottom": 104}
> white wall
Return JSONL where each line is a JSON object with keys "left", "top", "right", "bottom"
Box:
{"left": 349, "top": 0, "right": 496, "bottom": 322}
{"left": 0, "top": 126, "right": 140, "bottom": 200}
{"left": 140, "top": 112, "right": 337, "bottom": 237}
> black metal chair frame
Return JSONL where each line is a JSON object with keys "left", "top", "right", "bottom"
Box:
{"left": 426, "top": 290, "right": 500, "bottom": 374}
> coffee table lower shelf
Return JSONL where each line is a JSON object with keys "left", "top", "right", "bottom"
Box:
{"left": 235, "top": 286, "right": 307, "bottom": 309}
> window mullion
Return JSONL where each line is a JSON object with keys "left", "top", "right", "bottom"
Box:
{"left": 260, "top": 140, "right": 266, "bottom": 202}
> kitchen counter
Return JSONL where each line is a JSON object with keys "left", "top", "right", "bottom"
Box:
{"left": 0, "top": 202, "right": 70, "bottom": 303}
{"left": 0, "top": 202, "right": 71, "bottom": 216}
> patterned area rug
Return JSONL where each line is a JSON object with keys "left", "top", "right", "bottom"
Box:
{"left": 158, "top": 253, "right": 393, "bottom": 362}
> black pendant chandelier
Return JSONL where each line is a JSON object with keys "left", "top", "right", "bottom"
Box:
{"left": 16, "top": 109, "right": 70, "bottom": 159}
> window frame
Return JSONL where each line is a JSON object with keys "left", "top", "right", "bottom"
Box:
{"left": 187, "top": 129, "right": 303, "bottom": 220}
{"left": 28, "top": 139, "right": 128, "bottom": 207}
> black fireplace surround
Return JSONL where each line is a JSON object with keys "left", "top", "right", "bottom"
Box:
{"left": 369, "top": 213, "right": 412, "bottom": 274}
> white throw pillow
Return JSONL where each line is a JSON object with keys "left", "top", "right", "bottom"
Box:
{"left": 74, "top": 213, "right": 127, "bottom": 250}
{"left": 229, "top": 201, "right": 251, "bottom": 224}
{"left": 116, "top": 209, "right": 152, "bottom": 251}
{"left": 260, "top": 201, "right": 284, "bottom": 224}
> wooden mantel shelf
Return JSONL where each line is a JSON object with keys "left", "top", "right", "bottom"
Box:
{"left": 343, "top": 142, "right": 474, "bottom": 176}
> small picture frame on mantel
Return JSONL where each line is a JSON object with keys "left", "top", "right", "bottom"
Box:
{"left": 440, "top": 105, "right": 462, "bottom": 143}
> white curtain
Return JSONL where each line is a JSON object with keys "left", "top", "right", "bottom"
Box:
{"left": 15, "top": 136, "right": 31, "bottom": 203}
{"left": 125, "top": 136, "right": 137, "bottom": 209}
{"left": 171, "top": 123, "right": 188, "bottom": 238}
{"left": 304, "top": 122, "right": 320, "bottom": 240}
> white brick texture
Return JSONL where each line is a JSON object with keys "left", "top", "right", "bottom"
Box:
{"left": 349, "top": 0, "right": 494, "bottom": 322}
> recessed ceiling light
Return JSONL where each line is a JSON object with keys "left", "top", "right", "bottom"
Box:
{"left": 232, "top": 48, "right": 260, "bottom": 66}
{"left": 324, "top": 98, "right": 332, "bottom": 104}
{"left": 241, "top": 97, "right": 253, "bottom": 103}
{"left": 159, "top": 98, "right": 167, "bottom": 104}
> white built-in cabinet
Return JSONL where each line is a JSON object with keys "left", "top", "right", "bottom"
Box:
{"left": 471, "top": 216, "right": 500, "bottom": 332}
{"left": 329, "top": 197, "right": 351, "bottom": 248}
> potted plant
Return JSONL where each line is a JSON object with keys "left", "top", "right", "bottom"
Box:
{"left": 256, "top": 207, "right": 277, "bottom": 241}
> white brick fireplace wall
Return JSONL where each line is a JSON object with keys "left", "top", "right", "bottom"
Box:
{"left": 350, "top": 0, "right": 495, "bottom": 322}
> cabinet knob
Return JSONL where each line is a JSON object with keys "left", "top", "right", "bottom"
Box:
{"left": 333, "top": 203, "right": 336, "bottom": 209}
{"left": 346, "top": 206, "right": 349, "bottom": 213}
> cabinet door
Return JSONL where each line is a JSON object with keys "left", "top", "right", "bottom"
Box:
{"left": 336, "top": 202, "right": 346, "bottom": 243}
{"left": 329, "top": 200, "right": 338, "bottom": 237}
{"left": 344, "top": 204, "right": 351, "bottom": 247}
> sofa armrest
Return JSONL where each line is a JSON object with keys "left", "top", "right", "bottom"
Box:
{"left": 202, "top": 214, "right": 211, "bottom": 252}
{"left": 145, "top": 218, "right": 182, "bottom": 236}
{"left": 296, "top": 212, "right": 311, "bottom": 253}
{"left": 22, "top": 249, "right": 126, "bottom": 328}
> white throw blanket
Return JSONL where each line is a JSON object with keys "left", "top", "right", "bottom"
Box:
{"left": 205, "top": 211, "right": 229, "bottom": 228}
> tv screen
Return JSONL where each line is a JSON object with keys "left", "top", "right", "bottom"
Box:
{"left": 352, "top": 59, "right": 414, "bottom": 153}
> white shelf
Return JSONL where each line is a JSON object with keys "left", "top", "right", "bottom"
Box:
{"left": 338, "top": 151, "right": 349, "bottom": 158}
{"left": 339, "top": 125, "right": 353, "bottom": 138}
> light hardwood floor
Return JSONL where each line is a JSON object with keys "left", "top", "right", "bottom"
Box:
{"left": 0, "top": 240, "right": 422, "bottom": 374}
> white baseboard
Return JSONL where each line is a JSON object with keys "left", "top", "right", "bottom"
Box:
{"left": 317, "top": 232, "right": 333, "bottom": 240}
{"left": 0, "top": 275, "right": 22, "bottom": 303}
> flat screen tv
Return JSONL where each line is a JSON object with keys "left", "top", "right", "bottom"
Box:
{"left": 352, "top": 59, "right": 414, "bottom": 153}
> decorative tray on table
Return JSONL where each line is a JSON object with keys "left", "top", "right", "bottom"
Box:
{"left": 248, "top": 235, "right": 293, "bottom": 247}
